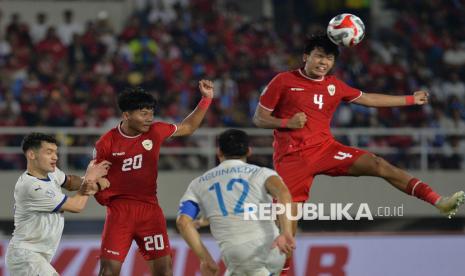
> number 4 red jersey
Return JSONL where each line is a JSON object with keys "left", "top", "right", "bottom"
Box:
{"left": 259, "top": 69, "right": 362, "bottom": 160}
{"left": 93, "top": 122, "right": 177, "bottom": 205}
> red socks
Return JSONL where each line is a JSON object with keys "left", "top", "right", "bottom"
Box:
{"left": 406, "top": 178, "right": 440, "bottom": 205}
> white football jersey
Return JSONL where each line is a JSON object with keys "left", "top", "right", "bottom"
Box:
{"left": 8, "top": 168, "right": 67, "bottom": 257}
{"left": 180, "top": 159, "right": 280, "bottom": 250}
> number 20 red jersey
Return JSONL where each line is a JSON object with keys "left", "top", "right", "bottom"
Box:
{"left": 93, "top": 122, "right": 176, "bottom": 205}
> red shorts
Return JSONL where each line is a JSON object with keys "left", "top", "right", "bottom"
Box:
{"left": 100, "top": 199, "right": 171, "bottom": 262}
{"left": 274, "top": 140, "right": 368, "bottom": 202}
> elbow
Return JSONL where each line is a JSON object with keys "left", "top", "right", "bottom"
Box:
{"left": 252, "top": 114, "right": 263, "bottom": 128}
{"left": 277, "top": 189, "right": 293, "bottom": 205}
{"left": 180, "top": 124, "right": 196, "bottom": 136}
{"left": 70, "top": 202, "right": 86, "bottom": 213}
{"left": 71, "top": 206, "right": 85, "bottom": 213}
{"left": 186, "top": 127, "right": 196, "bottom": 136}
{"left": 176, "top": 216, "right": 189, "bottom": 232}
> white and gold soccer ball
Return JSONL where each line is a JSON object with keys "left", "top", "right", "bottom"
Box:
{"left": 327, "top": 13, "right": 365, "bottom": 47}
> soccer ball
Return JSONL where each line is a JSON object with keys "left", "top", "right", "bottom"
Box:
{"left": 327, "top": 13, "right": 365, "bottom": 47}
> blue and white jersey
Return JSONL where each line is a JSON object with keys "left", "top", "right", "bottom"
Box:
{"left": 8, "top": 168, "right": 68, "bottom": 257}
{"left": 179, "top": 159, "right": 280, "bottom": 250}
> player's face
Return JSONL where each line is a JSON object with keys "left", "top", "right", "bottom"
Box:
{"left": 127, "top": 108, "right": 154, "bottom": 133}
{"left": 32, "top": 142, "right": 58, "bottom": 173}
{"left": 303, "top": 48, "right": 335, "bottom": 78}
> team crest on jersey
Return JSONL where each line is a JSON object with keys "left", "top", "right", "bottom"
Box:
{"left": 327, "top": 84, "right": 336, "bottom": 96}
{"left": 45, "top": 189, "right": 56, "bottom": 198}
{"left": 142, "top": 139, "right": 153, "bottom": 151}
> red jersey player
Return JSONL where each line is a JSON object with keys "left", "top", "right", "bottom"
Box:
{"left": 253, "top": 34, "right": 465, "bottom": 273}
{"left": 94, "top": 80, "right": 214, "bottom": 275}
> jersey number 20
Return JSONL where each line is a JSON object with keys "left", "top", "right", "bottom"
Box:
{"left": 209, "top": 178, "right": 249, "bottom": 216}
{"left": 144, "top": 234, "right": 164, "bottom": 251}
{"left": 122, "top": 154, "right": 143, "bottom": 171}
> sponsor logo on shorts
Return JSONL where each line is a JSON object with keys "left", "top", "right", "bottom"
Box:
{"left": 334, "top": 151, "right": 352, "bottom": 160}
{"left": 104, "top": 248, "right": 120, "bottom": 256}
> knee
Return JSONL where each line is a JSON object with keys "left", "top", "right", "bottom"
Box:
{"left": 99, "top": 260, "right": 122, "bottom": 276}
{"left": 372, "top": 156, "right": 393, "bottom": 177}
{"left": 155, "top": 267, "right": 173, "bottom": 276}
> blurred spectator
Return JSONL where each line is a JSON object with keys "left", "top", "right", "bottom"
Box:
{"left": 0, "top": 0, "right": 464, "bottom": 170}
{"left": 57, "top": 9, "right": 84, "bottom": 46}
{"left": 443, "top": 72, "right": 465, "bottom": 99}
{"left": 37, "top": 27, "right": 67, "bottom": 63}
{"left": 30, "top": 12, "right": 49, "bottom": 44}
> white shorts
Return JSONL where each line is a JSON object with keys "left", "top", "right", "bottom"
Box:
{"left": 6, "top": 245, "right": 59, "bottom": 276}
{"left": 222, "top": 236, "right": 286, "bottom": 276}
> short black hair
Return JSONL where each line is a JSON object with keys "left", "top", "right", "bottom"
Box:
{"left": 22, "top": 133, "right": 57, "bottom": 153}
{"left": 218, "top": 129, "right": 249, "bottom": 158}
{"left": 118, "top": 87, "right": 157, "bottom": 112}
{"left": 304, "top": 33, "right": 339, "bottom": 58}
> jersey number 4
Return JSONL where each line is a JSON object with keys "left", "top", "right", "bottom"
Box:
{"left": 209, "top": 178, "right": 249, "bottom": 216}
{"left": 122, "top": 154, "right": 143, "bottom": 171}
{"left": 314, "top": 94, "right": 324, "bottom": 109}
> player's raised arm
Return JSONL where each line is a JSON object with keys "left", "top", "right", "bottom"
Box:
{"left": 176, "top": 214, "right": 218, "bottom": 275}
{"left": 353, "top": 90, "right": 429, "bottom": 107}
{"left": 172, "top": 79, "right": 214, "bottom": 137}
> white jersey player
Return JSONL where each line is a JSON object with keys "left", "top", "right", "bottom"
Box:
{"left": 5, "top": 133, "right": 110, "bottom": 276}
{"left": 177, "top": 129, "right": 295, "bottom": 276}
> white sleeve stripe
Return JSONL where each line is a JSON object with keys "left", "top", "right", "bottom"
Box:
{"left": 348, "top": 91, "right": 363, "bottom": 102}
{"left": 168, "top": 124, "right": 178, "bottom": 138}
{"left": 258, "top": 102, "right": 274, "bottom": 112}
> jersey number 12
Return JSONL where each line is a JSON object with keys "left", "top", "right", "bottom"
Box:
{"left": 209, "top": 178, "right": 249, "bottom": 216}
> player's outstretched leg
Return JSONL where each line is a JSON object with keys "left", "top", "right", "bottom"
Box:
{"left": 348, "top": 153, "right": 465, "bottom": 218}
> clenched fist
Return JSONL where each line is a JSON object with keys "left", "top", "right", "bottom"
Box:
{"left": 287, "top": 112, "right": 307, "bottom": 129}
{"left": 413, "top": 90, "right": 429, "bottom": 105}
{"left": 199, "top": 79, "right": 214, "bottom": 98}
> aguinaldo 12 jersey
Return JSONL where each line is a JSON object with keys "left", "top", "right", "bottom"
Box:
{"left": 259, "top": 69, "right": 362, "bottom": 159}
{"left": 180, "top": 159, "right": 280, "bottom": 249}
{"left": 94, "top": 122, "right": 176, "bottom": 205}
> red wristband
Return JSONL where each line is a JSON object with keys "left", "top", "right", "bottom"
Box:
{"left": 280, "top": 118, "right": 289, "bottom": 128}
{"left": 405, "top": 95, "right": 415, "bottom": 105}
{"left": 198, "top": 97, "right": 212, "bottom": 110}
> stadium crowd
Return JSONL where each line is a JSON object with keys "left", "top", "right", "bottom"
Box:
{"left": 0, "top": 0, "right": 464, "bottom": 170}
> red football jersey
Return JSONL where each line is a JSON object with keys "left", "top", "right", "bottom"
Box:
{"left": 94, "top": 122, "right": 176, "bottom": 205}
{"left": 259, "top": 69, "right": 362, "bottom": 159}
